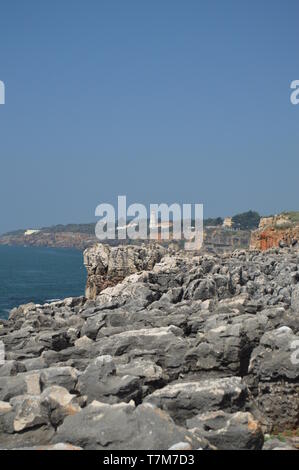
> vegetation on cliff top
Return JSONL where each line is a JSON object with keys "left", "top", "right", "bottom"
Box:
{"left": 282, "top": 211, "right": 299, "bottom": 224}
{"left": 232, "top": 211, "right": 261, "bottom": 230}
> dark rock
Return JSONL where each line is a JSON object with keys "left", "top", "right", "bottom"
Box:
{"left": 0, "top": 425, "right": 55, "bottom": 449}
{"left": 246, "top": 327, "right": 299, "bottom": 431}
{"left": 186, "top": 411, "right": 264, "bottom": 450}
{"left": 0, "top": 360, "right": 26, "bottom": 377}
{"left": 40, "top": 367, "right": 79, "bottom": 392}
{"left": 54, "top": 401, "right": 210, "bottom": 450}
{"left": 76, "top": 355, "right": 142, "bottom": 404}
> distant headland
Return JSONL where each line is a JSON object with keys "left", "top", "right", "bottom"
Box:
{"left": 1, "top": 210, "right": 299, "bottom": 253}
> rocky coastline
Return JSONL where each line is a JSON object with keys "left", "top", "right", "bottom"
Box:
{"left": 0, "top": 226, "right": 251, "bottom": 254}
{"left": 0, "top": 243, "right": 298, "bottom": 450}
{"left": 0, "top": 231, "right": 97, "bottom": 251}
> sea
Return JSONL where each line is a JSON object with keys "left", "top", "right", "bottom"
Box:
{"left": 0, "top": 245, "right": 86, "bottom": 320}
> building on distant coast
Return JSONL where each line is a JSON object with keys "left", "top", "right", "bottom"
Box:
{"left": 24, "top": 229, "right": 40, "bottom": 236}
{"left": 223, "top": 217, "right": 233, "bottom": 228}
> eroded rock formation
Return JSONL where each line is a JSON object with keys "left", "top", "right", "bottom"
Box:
{"left": 83, "top": 243, "right": 167, "bottom": 299}
{"left": 250, "top": 226, "right": 299, "bottom": 251}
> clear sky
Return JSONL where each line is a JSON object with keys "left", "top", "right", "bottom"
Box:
{"left": 0, "top": 0, "right": 298, "bottom": 233}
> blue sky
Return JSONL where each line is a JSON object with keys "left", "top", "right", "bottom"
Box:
{"left": 0, "top": 0, "right": 298, "bottom": 233}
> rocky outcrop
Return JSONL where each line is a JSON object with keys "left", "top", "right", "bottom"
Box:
{"left": 83, "top": 243, "right": 167, "bottom": 299}
{"left": 0, "top": 245, "right": 299, "bottom": 449}
{"left": 204, "top": 227, "right": 251, "bottom": 254}
{"left": 250, "top": 225, "right": 299, "bottom": 251}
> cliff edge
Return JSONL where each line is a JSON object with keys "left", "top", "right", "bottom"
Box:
{"left": 250, "top": 213, "right": 299, "bottom": 251}
{"left": 83, "top": 243, "right": 167, "bottom": 299}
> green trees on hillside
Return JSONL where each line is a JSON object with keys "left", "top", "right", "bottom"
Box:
{"left": 204, "top": 217, "right": 223, "bottom": 226}
{"left": 232, "top": 211, "right": 260, "bottom": 230}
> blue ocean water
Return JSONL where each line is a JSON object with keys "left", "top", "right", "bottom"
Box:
{"left": 0, "top": 245, "right": 86, "bottom": 319}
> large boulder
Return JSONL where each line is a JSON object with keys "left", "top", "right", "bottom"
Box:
{"left": 54, "top": 400, "right": 211, "bottom": 450}
{"left": 40, "top": 366, "right": 79, "bottom": 392}
{"left": 247, "top": 326, "right": 299, "bottom": 431}
{"left": 11, "top": 395, "right": 49, "bottom": 432}
{"left": 0, "top": 371, "right": 41, "bottom": 401}
{"left": 76, "top": 355, "right": 142, "bottom": 404}
{"left": 9, "top": 385, "right": 82, "bottom": 433}
{"left": 186, "top": 411, "right": 264, "bottom": 450}
{"left": 185, "top": 311, "right": 270, "bottom": 376}
{"left": 144, "top": 377, "right": 248, "bottom": 424}
{"left": 93, "top": 326, "right": 189, "bottom": 380}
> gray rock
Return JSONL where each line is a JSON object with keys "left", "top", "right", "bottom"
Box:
{"left": 84, "top": 243, "right": 166, "bottom": 299}
{"left": 40, "top": 385, "right": 82, "bottom": 427}
{"left": 249, "top": 327, "right": 299, "bottom": 382}
{"left": 263, "top": 437, "right": 297, "bottom": 450}
{"left": 40, "top": 366, "right": 79, "bottom": 392}
{"left": 0, "top": 372, "right": 40, "bottom": 401}
{"left": 11, "top": 395, "right": 49, "bottom": 432}
{"left": 0, "top": 360, "right": 26, "bottom": 377}
{"left": 0, "top": 425, "right": 55, "bottom": 449}
{"left": 9, "top": 443, "right": 83, "bottom": 450}
{"left": 144, "top": 377, "right": 247, "bottom": 424}
{"left": 94, "top": 326, "right": 189, "bottom": 379}
{"left": 76, "top": 355, "right": 142, "bottom": 404}
{"left": 291, "top": 285, "right": 299, "bottom": 312}
{"left": 22, "top": 357, "right": 47, "bottom": 371}
{"left": 187, "top": 411, "right": 264, "bottom": 450}
{"left": 246, "top": 327, "right": 299, "bottom": 430}
{"left": 54, "top": 400, "right": 211, "bottom": 450}
{"left": 36, "top": 331, "right": 70, "bottom": 351}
